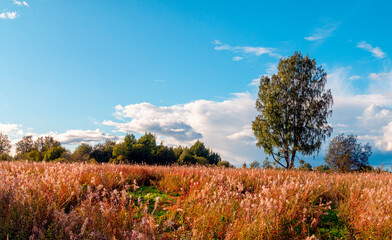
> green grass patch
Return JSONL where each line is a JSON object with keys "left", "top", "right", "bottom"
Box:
{"left": 316, "top": 208, "right": 351, "bottom": 239}
{"left": 130, "top": 185, "right": 178, "bottom": 220}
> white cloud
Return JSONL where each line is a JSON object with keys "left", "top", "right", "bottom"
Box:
{"left": 232, "top": 56, "right": 243, "bottom": 61}
{"left": 213, "top": 40, "right": 280, "bottom": 59}
{"left": 265, "top": 63, "right": 277, "bottom": 75}
{"left": 13, "top": 0, "right": 29, "bottom": 7}
{"left": 0, "top": 123, "right": 118, "bottom": 155}
{"left": 104, "top": 93, "right": 261, "bottom": 164}
{"left": 349, "top": 75, "right": 361, "bottom": 80}
{"left": 325, "top": 67, "right": 392, "bottom": 157}
{"left": 248, "top": 78, "right": 259, "bottom": 86}
{"left": 305, "top": 22, "right": 340, "bottom": 41}
{"left": 0, "top": 11, "right": 18, "bottom": 19}
{"left": 50, "top": 129, "right": 118, "bottom": 145}
{"left": 369, "top": 71, "right": 392, "bottom": 81}
{"left": 357, "top": 41, "right": 386, "bottom": 59}
{"left": 0, "top": 123, "right": 24, "bottom": 138}
{"left": 374, "top": 122, "right": 392, "bottom": 151}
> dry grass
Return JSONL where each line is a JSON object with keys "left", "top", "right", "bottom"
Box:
{"left": 0, "top": 161, "right": 391, "bottom": 239}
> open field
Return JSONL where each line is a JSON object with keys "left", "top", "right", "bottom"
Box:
{"left": 1, "top": 162, "right": 392, "bottom": 239}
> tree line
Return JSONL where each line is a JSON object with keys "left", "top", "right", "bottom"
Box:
{"left": 0, "top": 132, "right": 228, "bottom": 166}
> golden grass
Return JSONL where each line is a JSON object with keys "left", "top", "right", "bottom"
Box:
{"left": 0, "top": 161, "right": 391, "bottom": 239}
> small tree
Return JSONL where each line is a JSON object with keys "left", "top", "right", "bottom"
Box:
{"left": 325, "top": 134, "right": 372, "bottom": 172}
{"left": 252, "top": 52, "right": 333, "bottom": 169}
{"left": 250, "top": 161, "right": 261, "bottom": 169}
{"left": 0, "top": 133, "right": 11, "bottom": 155}
{"left": 298, "top": 159, "right": 312, "bottom": 171}
{"left": 261, "top": 157, "right": 273, "bottom": 169}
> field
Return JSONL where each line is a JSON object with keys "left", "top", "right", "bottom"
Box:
{"left": 1, "top": 162, "right": 392, "bottom": 239}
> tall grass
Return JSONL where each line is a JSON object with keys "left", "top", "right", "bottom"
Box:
{"left": 0, "top": 161, "right": 391, "bottom": 239}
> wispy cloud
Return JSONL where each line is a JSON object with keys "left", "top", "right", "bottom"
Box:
{"left": 305, "top": 22, "right": 340, "bottom": 41}
{"left": 369, "top": 71, "right": 392, "bottom": 81}
{"left": 0, "top": 11, "right": 18, "bottom": 19}
{"left": 213, "top": 40, "right": 280, "bottom": 59}
{"left": 232, "top": 56, "right": 243, "bottom": 61}
{"left": 357, "top": 41, "right": 386, "bottom": 59}
{"left": 349, "top": 75, "right": 361, "bottom": 80}
{"left": 13, "top": 0, "right": 29, "bottom": 7}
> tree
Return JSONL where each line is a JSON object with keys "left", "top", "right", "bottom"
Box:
{"left": 189, "top": 140, "right": 209, "bottom": 159}
{"left": 252, "top": 52, "right": 333, "bottom": 169}
{"left": 91, "top": 140, "right": 116, "bottom": 163}
{"left": 0, "top": 133, "right": 11, "bottom": 155}
{"left": 43, "top": 146, "right": 66, "bottom": 162}
{"left": 72, "top": 143, "right": 93, "bottom": 162}
{"left": 154, "top": 145, "right": 176, "bottom": 165}
{"left": 34, "top": 136, "right": 60, "bottom": 153}
{"left": 16, "top": 136, "right": 34, "bottom": 155}
{"left": 261, "top": 157, "right": 273, "bottom": 169}
{"left": 298, "top": 159, "right": 312, "bottom": 171}
{"left": 250, "top": 161, "right": 261, "bottom": 169}
{"left": 325, "top": 134, "right": 372, "bottom": 172}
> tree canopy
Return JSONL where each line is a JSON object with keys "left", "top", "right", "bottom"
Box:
{"left": 0, "top": 133, "right": 11, "bottom": 155}
{"left": 252, "top": 52, "right": 333, "bottom": 169}
{"left": 325, "top": 134, "right": 372, "bottom": 172}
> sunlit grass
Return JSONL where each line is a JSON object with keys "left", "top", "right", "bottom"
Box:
{"left": 0, "top": 161, "right": 391, "bottom": 239}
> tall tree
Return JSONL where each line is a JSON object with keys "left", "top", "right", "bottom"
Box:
{"left": 252, "top": 52, "right": 333, "bottom": 169}
{"left": 16, "top": 136, "right": 34, "bottom": 155}
{"left": 0, "top": 133, "right": 11, "bottom": 155}
{"left": 325, "top": 134, "right": 372, "bottom": 172}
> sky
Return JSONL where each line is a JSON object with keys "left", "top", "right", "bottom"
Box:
{"left": 1, "top": 0, "right": 392, "bottom": 166}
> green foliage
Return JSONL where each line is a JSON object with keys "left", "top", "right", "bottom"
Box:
{"left": 189, "top": 140, "right": 209, "bottom": 159}
{"left": 43, "top": 146, "right": 66, "bottom": 162}
{"left": 0, "top": 153, "right": 11, "bottom": 161}
{"left": 252, "top": 52, "right": 333, "bottom": 169}
{"left": 249, "top": 161, "right": 261, "bottom": 169}
{"left": 261, "top": 157, "right": 273, "bottom": 169}
{"left": 297, "top": 159, "right": 312, "bottom": 171}
{"left": 217, "top": 160, "right": 231, "bottom": 168}
{"left": 178, "top": 148, "right": 196, "bottom": 165}
{"left": 27, "top": 150, "right": 41, "bottom": 162}
{"left": 90, "top": 140, "right": 116, "bottom": 163}
{"left": 325, "top": 134, "right": 372, "bottom": 172}
{"left": 72, "top": 143, "right": 93, "bottom": 162}
{"left": 314, "top": 164, "right": 331, "bottom": 172}
{"left": 154, "top": 145, "right": 176, "bottom": 165}
{"left": 34, "top": 136, "right": 60, "bottom": 153}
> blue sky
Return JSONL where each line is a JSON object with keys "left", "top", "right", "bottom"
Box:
{"left": 1, "top": 0, "right": 392, "bottom": 166}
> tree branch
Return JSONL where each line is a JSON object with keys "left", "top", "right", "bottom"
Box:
{"left": 271, "top": 151, "right": 286, "bottom": 169}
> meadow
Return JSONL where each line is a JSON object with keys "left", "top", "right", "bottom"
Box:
{"left": 1, "top": 161, "right": 391, "bottom": 239}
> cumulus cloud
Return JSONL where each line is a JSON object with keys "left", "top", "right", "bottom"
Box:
{"left": 213, "top": 40, "right": 280, "bottom": 59}
{"left": 0, "top": 11, "right": 18, "bottom": 19}
{"left": 357, "top": 41, "right": 386, "bottom": 59}
{"left": 0, "top": 123, "right": 118, "bottom": 155}
{"left": 104, "top": 93, "right": 261, "bottom": 164}
{"left": 305, "top": 22, "right": 340, "bottom": 41}
{"left": 50, "top": 129, "right": 118, "bottom": 145}
{"left": 374, "top": 122, "right": 392, "bottom": 151}
{"left": 326, "top": 67, "right": 392, "bottom": 161}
